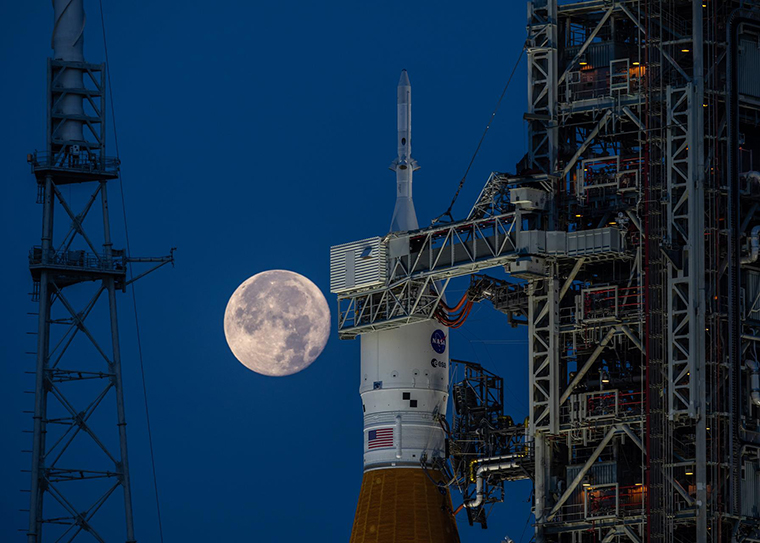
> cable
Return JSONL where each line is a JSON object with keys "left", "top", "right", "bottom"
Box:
{"left": 518, "top": 490, "right": 534, "bottom": 543}
{"left": 98, "top": 2, "right": 166, "bottom": 541}
{"left": 432, "top": 44, "right": 526, "bottom": 225}
{"left": 439, "top": 292, "right": 469, "bottom": 313}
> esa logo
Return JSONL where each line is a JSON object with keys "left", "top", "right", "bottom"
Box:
{"left": 431, "top": 358, "right": 447, "bottom": 369}
{"left": 431, "top": 330, "right": 446, "bottom": 354}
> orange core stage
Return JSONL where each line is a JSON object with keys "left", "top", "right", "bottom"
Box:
{"left": 350, "top": 468, "right": 461, "bottom": 543}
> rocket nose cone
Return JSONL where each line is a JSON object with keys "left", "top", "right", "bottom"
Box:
{"left": 398, "top": 69, "right": 410, "bottom": 87}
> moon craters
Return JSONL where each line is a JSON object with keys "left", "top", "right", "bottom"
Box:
{"left": 224, "top": 270, "right": 331, "bottom": 376}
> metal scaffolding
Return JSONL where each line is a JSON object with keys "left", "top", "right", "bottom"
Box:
{"left": 331, "top": 1, "right": 760, "bottom": 541}
{"left": 24, "top": 2, "right": 172, "bottom": 541}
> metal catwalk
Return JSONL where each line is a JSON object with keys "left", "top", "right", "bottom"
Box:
{"left": 331, "top": 1, "right": 760, "bottom": 541}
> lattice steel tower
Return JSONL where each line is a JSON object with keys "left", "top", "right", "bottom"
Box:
{"left": 331, "top": 1, "right": 760, "bottom": 542}
{"left": 25, "top": 1, "right": 172, "bottom": 541}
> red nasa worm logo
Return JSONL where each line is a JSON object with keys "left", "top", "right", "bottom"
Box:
{"left": 431, "top": 330, "right": 446, "bottom": 354}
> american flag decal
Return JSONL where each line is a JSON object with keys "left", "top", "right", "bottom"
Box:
{"left": 368, "top": 428, "right": 394, "bottom": 449}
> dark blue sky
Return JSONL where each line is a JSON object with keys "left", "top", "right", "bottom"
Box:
{"left": 1, "top": 2, "right": 532, "bottom": 541}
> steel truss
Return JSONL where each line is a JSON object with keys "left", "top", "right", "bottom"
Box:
{"left": 330, "top": 1, "right": 760, "bottom": 541}
{"left": 25, "top": 43, "right": 172, "bottom": 543}
{"left": 527, "top": 0, "right": 558, "bottom": 174}
{"left": 335, "top": 216, "right": 628, "bottom": 337}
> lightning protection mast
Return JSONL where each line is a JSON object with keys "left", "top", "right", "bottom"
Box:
{"left": 25, "top": 1, "right": 172, "bottom": 541}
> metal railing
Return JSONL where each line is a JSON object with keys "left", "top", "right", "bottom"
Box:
{"left": 563, "top": 390, "right": 644, "bottom": 426}
{"left": 561, "top": 64, "right": 645, "bottom": 103}
{"left": 28, "top": 150, "right": 120, "bottom": 176}
{"left": 550, "top": 484, "right": 645, "bottom": 523}
{"left": 585, "top": 483, "right": 619, "bottom": 520}
{"left": 29, "top": 247, "right": 126, "bottom": 273}
{"left": 578, "top": 285, "right": 644, "bottom": 323}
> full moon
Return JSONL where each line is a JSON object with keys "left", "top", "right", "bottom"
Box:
{"left": 224, "top": 270, "right": 331, "bottom": 376}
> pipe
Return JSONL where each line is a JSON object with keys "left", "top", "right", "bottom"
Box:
{"left": 468, "top": 453, "right": 523, "bottom": 482}
{"left": 739, "top": 443, "right": 760, "bottom": 459}
{"left": 741, "top": 225, "right": 760, "bottom": 264}
{"left": 747, "top": 360, "right": 760, "bottom": 407}
{"left": 464, "top": 460, "right": 519, "bottom": 509}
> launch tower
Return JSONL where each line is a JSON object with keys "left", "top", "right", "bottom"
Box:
{"left": 24, "top": 1, "right": 172, "bottom": 541}
{"left": 332, "top": 1, "right": 760, "bottom": 542}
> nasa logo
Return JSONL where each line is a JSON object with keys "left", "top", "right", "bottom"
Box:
{"left": 431, "top": 358, "right": 447, "bottom": 369}
{"left": 431, "top": 330, "right": 446, "bottom": 354}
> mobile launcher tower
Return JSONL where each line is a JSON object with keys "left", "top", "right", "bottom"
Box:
{"left": 330, "top": 1, "right": 760, "bottom": 542}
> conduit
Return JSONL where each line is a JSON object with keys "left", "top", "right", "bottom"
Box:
{"left": 435, "top": 293, "right": 474, "bottom": 329}
{"left": 468, "top": 453, "right": 524, "bottom": 482}
{"left": 463, "top": 460, "right": 519, "bottom": 509}
{"left": 440, "top": 292, "right": 469, "bottom": 313}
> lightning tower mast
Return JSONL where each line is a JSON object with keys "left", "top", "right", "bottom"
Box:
{"left": 332, "top": 1, "right": 760, "bottom": 542}
{"left": 25, "top": 1, "right": 172, "bottom": 541}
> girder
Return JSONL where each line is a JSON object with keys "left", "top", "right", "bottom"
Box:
{"left": 24, "top": 6, "right": 173, "bottom": 541}
{"left": 329, "top": 1, "right": 760, "bottom": 541}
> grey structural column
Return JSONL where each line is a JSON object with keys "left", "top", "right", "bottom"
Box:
{"left": 27, "top": 175, "right": 54, "bottom": 543}
{"left": 101, "top": 182, "right": 137, "bottom": 543}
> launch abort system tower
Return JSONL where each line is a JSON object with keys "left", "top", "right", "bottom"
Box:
{"left": 24, "top": 1, "right": 171, "bottom": 541}
{"left": 332, "top": 1, "right": 760, "bottom": 542}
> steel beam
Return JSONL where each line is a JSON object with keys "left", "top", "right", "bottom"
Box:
{"left": 527, "top": 0, "right": 558, "bottom": 174}
{"left": 27, "top": 176, "right": 54, "bottom": 543}
{"left": 691, "top": 4, "right": 707, "bottom": 539}
{"left": 561, "top": 110, "right": 612, "bottom": 179}
{"left": 547, "top": 425, "right": 623, "bottom": 520}
{"left": 560, "top": 326, "right": 618, "bottom": 405}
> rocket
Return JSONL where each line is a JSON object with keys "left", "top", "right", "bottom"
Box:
{"left": 349, "top": 72, "right": 460, "bottom": 543}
